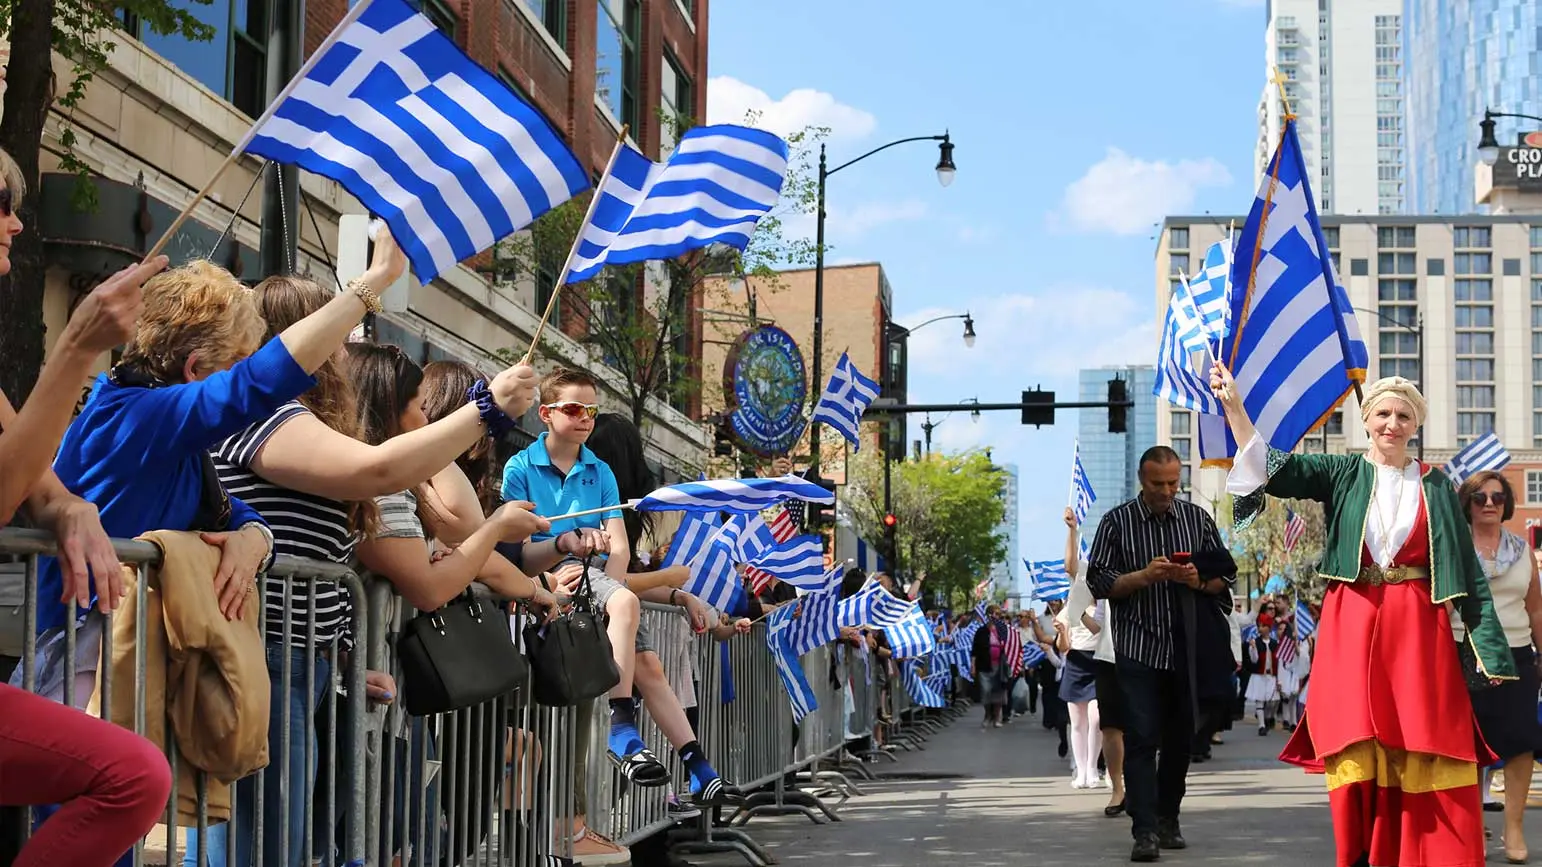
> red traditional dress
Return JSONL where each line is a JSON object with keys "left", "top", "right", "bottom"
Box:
{"left": 1280, "top": 494, "right": 1493, "bottom": 867}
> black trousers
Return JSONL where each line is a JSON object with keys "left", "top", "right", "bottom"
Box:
{"left": 1117, "top": 656, "right": 1194, "bottom": 839}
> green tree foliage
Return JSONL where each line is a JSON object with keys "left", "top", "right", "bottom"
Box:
{"left": 844, "top": 448, "right": 1007, "bottom": 606}
{"left": 492, "top": 112, "right": 824, "bottom": 429}
{"left": 0, "top": 0, "right": 213, "bottom": 403}
{"left": 1226, "top": 493, "right": 1327, "bottom": 602}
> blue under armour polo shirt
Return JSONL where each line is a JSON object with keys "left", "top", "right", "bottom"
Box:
{"left": 500, "top": 432, "right": 623, "bottom": 542}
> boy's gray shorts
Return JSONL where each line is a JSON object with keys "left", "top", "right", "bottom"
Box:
{"left": 586, "top": 568, "right": 654, "bottom": 656}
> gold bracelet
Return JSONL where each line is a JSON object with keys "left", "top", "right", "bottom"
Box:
{"left": 346, "top": 277, "right": 383, "bottom": 314}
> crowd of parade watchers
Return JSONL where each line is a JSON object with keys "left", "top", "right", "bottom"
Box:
{"left": 0, "top": 146, "right": 915, "bottom": 867}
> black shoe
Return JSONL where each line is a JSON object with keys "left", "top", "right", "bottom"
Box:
{"left": 1484, "top": 801, "right": 1505, "bottom": 813}
{"left": 1157, "top": 819, "right": 1187, "bottom": 850}
{"left": 1105, "top": 800, "right": 1127, "bottom": 817}
{"left": 1057, "top": 739, "right": 1069, "bottom": 758}
{"left": 1131, "top": 833, "right": 1161, "bottom": 862}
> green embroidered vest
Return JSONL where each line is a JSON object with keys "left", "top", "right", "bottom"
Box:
{"left": 1233, "top": 447, "right": 1516, "bottom": 680}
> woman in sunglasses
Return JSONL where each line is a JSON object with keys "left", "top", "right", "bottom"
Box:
{"left": 1458, "top": 470, "right": 1542, "bottom": 864}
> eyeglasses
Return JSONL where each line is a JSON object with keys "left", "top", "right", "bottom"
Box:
{"left": 1472, "top": 491, "right": 1509, "bottom": 507}
{"left": 0, "top": 188, "right": 14, "bottom": 217}
{"left": 543, "top": 401, "right": 599, "bottom": 419}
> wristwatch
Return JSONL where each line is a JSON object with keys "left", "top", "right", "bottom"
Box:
{"left": 241, "top": 521, "right": 276, "bottom": 573}
{"left": 346, "top": 277, "right": 384, "bottom": 314}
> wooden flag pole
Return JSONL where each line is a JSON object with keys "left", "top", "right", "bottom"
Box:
{"left": 144, "top": 0, "right": 380, "bottom": 263}
{"left": 520, "top": 125, "right": 630, "bottom": 366}
{"left": 538, "top": 499, "right": 639, "bottom": 524}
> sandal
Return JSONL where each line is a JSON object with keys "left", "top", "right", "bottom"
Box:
{"left": 690, "top": 776, "right": 745, "bottom": 807}
{"left": 607, "top": 747, "right": 670, "bottom": 786}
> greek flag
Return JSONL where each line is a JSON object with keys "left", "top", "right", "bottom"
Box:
{"left": 811, "top": 352, "right": 881, "bottom": 448}
{"left": 1241, "top": 622, "right": 1260, "bottom": 643}
{"left": 565, "top": 125, "right": 789, "bottom": 283}
{"left": 766, "top": 605, "right": 818, "bottom": 721}
{"left": 903, "top": 660, "right": 947, "bottom": 708}
{"left": 1079, "top": 535, "right": 1091, "bottom": 566}
{"left": 1022, "top": 641, "right": 1046, "bottom": 668}
{"left": 787, "top": 584, "right": 842, "bottom": 656}
{"left": 1026, "top": 559, "right": 1071, "bottom": 602}
{"left": 732, "top": 514, "right": 778, "bottom": 564}
{"left": 242, "top": 0, "right": 587, "bottom": 284}
{"left": 883, "top": 608, "right": 937, "bottom": 659}
{"left": 682, "top": 515, "right": 752, "bottom": 612}
{"left": 636, "top": 476, "right": 835, "bottom": 514}
{"left": 661, "top": 511, "right": 720, "bottom": 568}
{"left": 1188, "top": 236, "right": 1235, "bottom": 357}
{"left": 1446, "top": 431, "right": 1511, "bottom": 486}
{"left": 1154, "top": 275, "right": 1224, "bottom": 414}
{"left": 837, "top": 579, "right": 916, "bottom": 628}
{"left": 1198, "top": 118, "right": 1367, "bottom": 464}
{"left": 747, "top": 536, "right": 827, "bottom": 589}
{"left": 1295, "top": 599, "right": 1317, "bottom": 640}
{"left": 1069, "top": 440, "right": 1096, "bottom": 524}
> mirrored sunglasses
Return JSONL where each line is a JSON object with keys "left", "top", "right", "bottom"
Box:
{"left": 544, "top": 401, "right": 599, "bottom": 419}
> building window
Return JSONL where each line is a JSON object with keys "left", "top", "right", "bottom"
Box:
{"left": 1372, "top": 16, "right": 1404, "bottom": 212}
{"left": 659, "top": 52, "right": 693, "bottom": 156}
{"left": 1455, "top": 253, "right": 1493, "bottom": 275}
{"left": 1377, "top": 226, "right": 1417, "bottom": 248}
{"left": 521, "top": 0, "right": 565, "bottom": 44}
{"left": 1456, "top": 253, "right": 1496, "bottom": 444}
{"left": 596, "top": 0, "right": 639, "bottom": 129}
{"left": 1454, "top": 226, "right": 1492, "bottom": 248}
{"left": 1377, "top": 229, "right": 1419, "bottom": 386}
{"left": 1168, "top": 255, "right": 1189, "bottom": 277}
{"left": 1170, "top": 409, "right": 1191, "bottom": 436}
{"left": 125, "top": 0, "right": 267, "bottom": 118}
{"left": 1527, "top": 470, "right": 1542, "bottom": 506}
{"left": 1169, "top": 227, "right": 1189, "bottom": 251}
{"left": 420, "top": 0, "right": 457, "bottom": 37}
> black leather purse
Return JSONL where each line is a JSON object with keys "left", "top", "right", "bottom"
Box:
{"left": 524, "top": 557, "right": 621, "bottom": 707}
{"left": 397, "top": 586, "right": 529, "bottom": 716}
{"left": 1457, "top": 638, "right": 1497, "bottom": 693}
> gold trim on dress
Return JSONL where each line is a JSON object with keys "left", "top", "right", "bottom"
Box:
{"left": 1324, "top": 740, "right": 1477, "bottom": 795}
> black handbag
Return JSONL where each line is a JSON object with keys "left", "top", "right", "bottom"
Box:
{"left": 524, "top": 558, "right": 621, "bottom": 707}
{"left": 397, "top": 586, "right": 529, "bottom": 716}
{"left": 1457, "top": 638, "right": 1497, "bottom": 693}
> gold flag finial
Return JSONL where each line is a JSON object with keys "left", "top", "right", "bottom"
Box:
{"left": 1270, "top": 67, "right": 1296, "bottom": 120}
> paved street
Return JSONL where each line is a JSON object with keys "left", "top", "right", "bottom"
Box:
{"left": 698, "top": 710, "right": 1542, "bottom": 866}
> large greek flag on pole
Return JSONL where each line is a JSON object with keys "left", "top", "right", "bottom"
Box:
{"left": 636, "top": 476, "right": 834, "bottom": 514}
{"left": 1198, "top": 118, "right": 1367, "bottom": 464}
{"left": 242, "top": 0, "right": 587, "bottom": 284}
{"left": 812, "top": 352, "right": 881, "bottom": 448}
{"left": 564, "top": 125, "right": 789, "bottom": 283}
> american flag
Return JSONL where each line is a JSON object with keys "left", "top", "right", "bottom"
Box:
{"left": 746, "top": 509, "right": 811, "bottom": 594}
{"left": 1283, "top": 508, "right": 1305, "bottom": 553}
{"left": 1277, "top": 628, "right": 1298, "bottom": 668}
{"left": 1002, "top": 622, "right": 1024, "bottom": 677}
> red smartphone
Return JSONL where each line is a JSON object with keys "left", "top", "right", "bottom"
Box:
{"left": 1171, "top": 552, "right": 1192, "bottom": 565}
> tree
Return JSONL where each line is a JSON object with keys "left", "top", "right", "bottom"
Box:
{"left": 1226, "top": 493, "right": 1327, "bottom": 603}
{"left": 491, "top": 111, "right": 823, "bottom": 431}
{"left": 843, "top": 448, "right": 1007, "bottom": 606}
{"left": 0, "top": 0, "right": 212, "bottom": 404}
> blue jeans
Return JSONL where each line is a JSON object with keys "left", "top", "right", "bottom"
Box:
{"left": 184, "top": 645, "right": 329, "bottom": 867}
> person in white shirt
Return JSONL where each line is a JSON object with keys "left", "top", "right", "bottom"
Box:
{"left": 1061, "top": 509, "right": 1123, "bottom": 812}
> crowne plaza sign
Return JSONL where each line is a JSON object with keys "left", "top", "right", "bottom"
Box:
{"left": 1495, "top": 131, "right": 1542, "bottom": 190}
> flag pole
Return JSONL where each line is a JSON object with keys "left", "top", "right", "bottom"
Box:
{"left": 539, "top": 499, "right": 639, "bottom": 523}
{"left": 145, "top": 0, "right": 381, "bottom": 261}
{"left": 1228, "top": 69, "right": 1293, "bottom": 364}
{"left": 520, "top": 126, "right": 630, "bottom": 365}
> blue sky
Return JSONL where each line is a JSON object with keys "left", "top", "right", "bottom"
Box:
{"left": 706, "top": 0, "right": 1270, "bottom": 572}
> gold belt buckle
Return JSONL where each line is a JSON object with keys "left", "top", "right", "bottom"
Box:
{"left": 1361, "top": 564, "right": 1408, "bottom": 586}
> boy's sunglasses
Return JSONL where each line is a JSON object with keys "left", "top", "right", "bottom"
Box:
{"left": 1472, "top": 491, "right": 1509, "bottom": 507}
{"left": 543, "top": 401, "right": 599, "bottom": 419}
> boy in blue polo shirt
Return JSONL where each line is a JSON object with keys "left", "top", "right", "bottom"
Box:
{"left": 502, "top": 368, "right": 735, "bottom": 815}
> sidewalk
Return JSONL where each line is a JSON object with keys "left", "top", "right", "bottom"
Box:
{"left": 695, "top": 710, "right": 1542, "bottom": 865}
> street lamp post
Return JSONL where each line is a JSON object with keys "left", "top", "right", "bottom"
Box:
{"left": 809, "top": 133, "right": 956, "bottom": 479}
{"left": 1353, "top": 305, "right": 1425, "bottom": 461}
{"left": 1477, "top": 109, "right": 1542, "bottom": 167}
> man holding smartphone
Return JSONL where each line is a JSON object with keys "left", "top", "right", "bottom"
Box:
{"left": 1087, "top": 446, "right": 1235, "bottom": 863}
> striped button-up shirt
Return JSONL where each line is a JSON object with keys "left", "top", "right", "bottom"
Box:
{"left": 1086, "top": 495, "right": 1232, "bottom": 670}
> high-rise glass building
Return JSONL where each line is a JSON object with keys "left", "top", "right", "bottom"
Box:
{"left": 989, "top": 463, "right": 1021, "bottom": 602}
{"left": 1406, "top": 0, "right": 1542, "bottom": 215}
{"left": 1076, "top": 367, "right": 1158, "bottom": 536}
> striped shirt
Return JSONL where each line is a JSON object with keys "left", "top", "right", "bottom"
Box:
{"left": 1086, "top": 495, "right": 1231, "bottom": 670}
{"left": 214, "top": 402, "right": 355, "bottom": 649}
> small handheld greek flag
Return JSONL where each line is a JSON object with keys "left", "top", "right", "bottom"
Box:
{"left": 1069, "top": 440, "right": 1096, "bottom": 525}
{"left": 811, "top": 352, "right": 881, "bottom": 449}
{"left": 1446, "top": 431, "right": 1511, "bottom": 486}
{"left": 1295, "top": 599, "right": 1317, "bottom": 640}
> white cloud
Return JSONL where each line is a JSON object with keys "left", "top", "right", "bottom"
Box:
{"left": 1054, "top": 148, "right": 1232, "bottom": 236}
{"left": 706, "top": 76, "right": 878, "bottom": 141}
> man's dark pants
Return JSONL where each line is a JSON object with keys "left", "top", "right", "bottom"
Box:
{"left": 1116, "top": 656, "right": 1194, "bottom": 840}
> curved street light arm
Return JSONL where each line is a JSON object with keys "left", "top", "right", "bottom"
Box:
{"left": 828, "top": 133, "right": 949, "bottom": 177}
{"left": 899, "top": 312, "right": 969, "bottom": 333}
{"left": 1352, "top": 305, "right": 1421, "bottom": 337}
{"left": 1486, "top": 109, "right": 1542, "bottom": 127}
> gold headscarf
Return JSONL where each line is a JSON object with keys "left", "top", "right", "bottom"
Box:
{"left": 1359, "top": 376, "right": 1427, "bottom": 427}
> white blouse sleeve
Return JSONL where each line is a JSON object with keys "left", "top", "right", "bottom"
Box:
{"left": 1226, "top": 432, "right": 1270, "bottom": 495}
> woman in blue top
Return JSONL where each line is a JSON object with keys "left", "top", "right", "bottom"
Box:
{"left": 24, "top": 229, "right": 408, "bottom": 707}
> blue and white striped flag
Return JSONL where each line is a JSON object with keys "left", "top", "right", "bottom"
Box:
{"left": 837, "top": 579, "right": 916, "bottom": 628}
{"left": 1295, "top": 599, "right": 1317, "bottom": 640}
{"left": 903, "top": 660, "right": 947, "bottom": 708}
{"left": 747, "top": 536, "right": 827, "bottom": 589}
{"left": 564, "top": 125, "right": 788, "bottom": 283}
{"left": 1446, "top": 431, "right": 1511, "bottom": 486}
{"left": 1022, "top": 641, "right": 1046, "bottom": 669}
{"left": 1154, "top": 275, "right": 1224, "bottom": 414}
{"left": 1198, "top": 118, "right": 1367, "bottom": 464}
{"left": 682, "top": 515, "right": 752, "bottom": 612}
{"left": 812, "top": 352, "right": 881, "bottom": 448}
{"left": 1079, "top": 535, "right": 1091, "bottom": 566}
{"left": 1241, "top": 622, "right": 1259, "bottom": 643}
{"left": 661, "top": 511, "right": 720, "bottom": 568}
{"left": 883, "top": 608, "right": 937, "bottom": 659}
{"left": 636, "top": 476, "right": 835, "bottom": 514}
{"left": 1026, "top": 559, "right": 1071, "bottom": 602}
{"left": 243, "top": 0, "right": 587, "bottom": 284}
{"left": 1069, "top": 440, "right": 1096, "bottom": 524}
{"left": 732, "top": 514, "right": 778, "bottom": 564}
{"left": 766, "top": 605, "right": 818, "bottom": 720}
{"left": 788, "top": 584, "right": 842, "bottom": 656}
{"left": 1188, "top": 236, "right": 1235, "bottom": 357}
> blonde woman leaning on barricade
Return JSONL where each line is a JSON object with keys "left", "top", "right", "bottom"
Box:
{"left": 0, "top": 145, "right": 174, "bottom": 867}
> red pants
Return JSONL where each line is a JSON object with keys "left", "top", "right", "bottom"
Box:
{"left": 0, "top": 683, "right": 171, "bottom": 867}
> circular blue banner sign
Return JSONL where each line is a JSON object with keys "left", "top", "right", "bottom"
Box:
{"left": 722, "top": 324, "right": 808, "bottom": 458}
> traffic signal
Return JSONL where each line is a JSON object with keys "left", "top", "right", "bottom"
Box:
{"left": 1108, "top": 378, "right": 1128, "bottom": 433}
{"left": 883, "top": 513, "right": 898, "bottom": 528}
{"left": 1022, "top": 388, "right": 1054, "bottom": 427}
{"left": 804, "top": 473, "right": 838, "bottom": 528}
